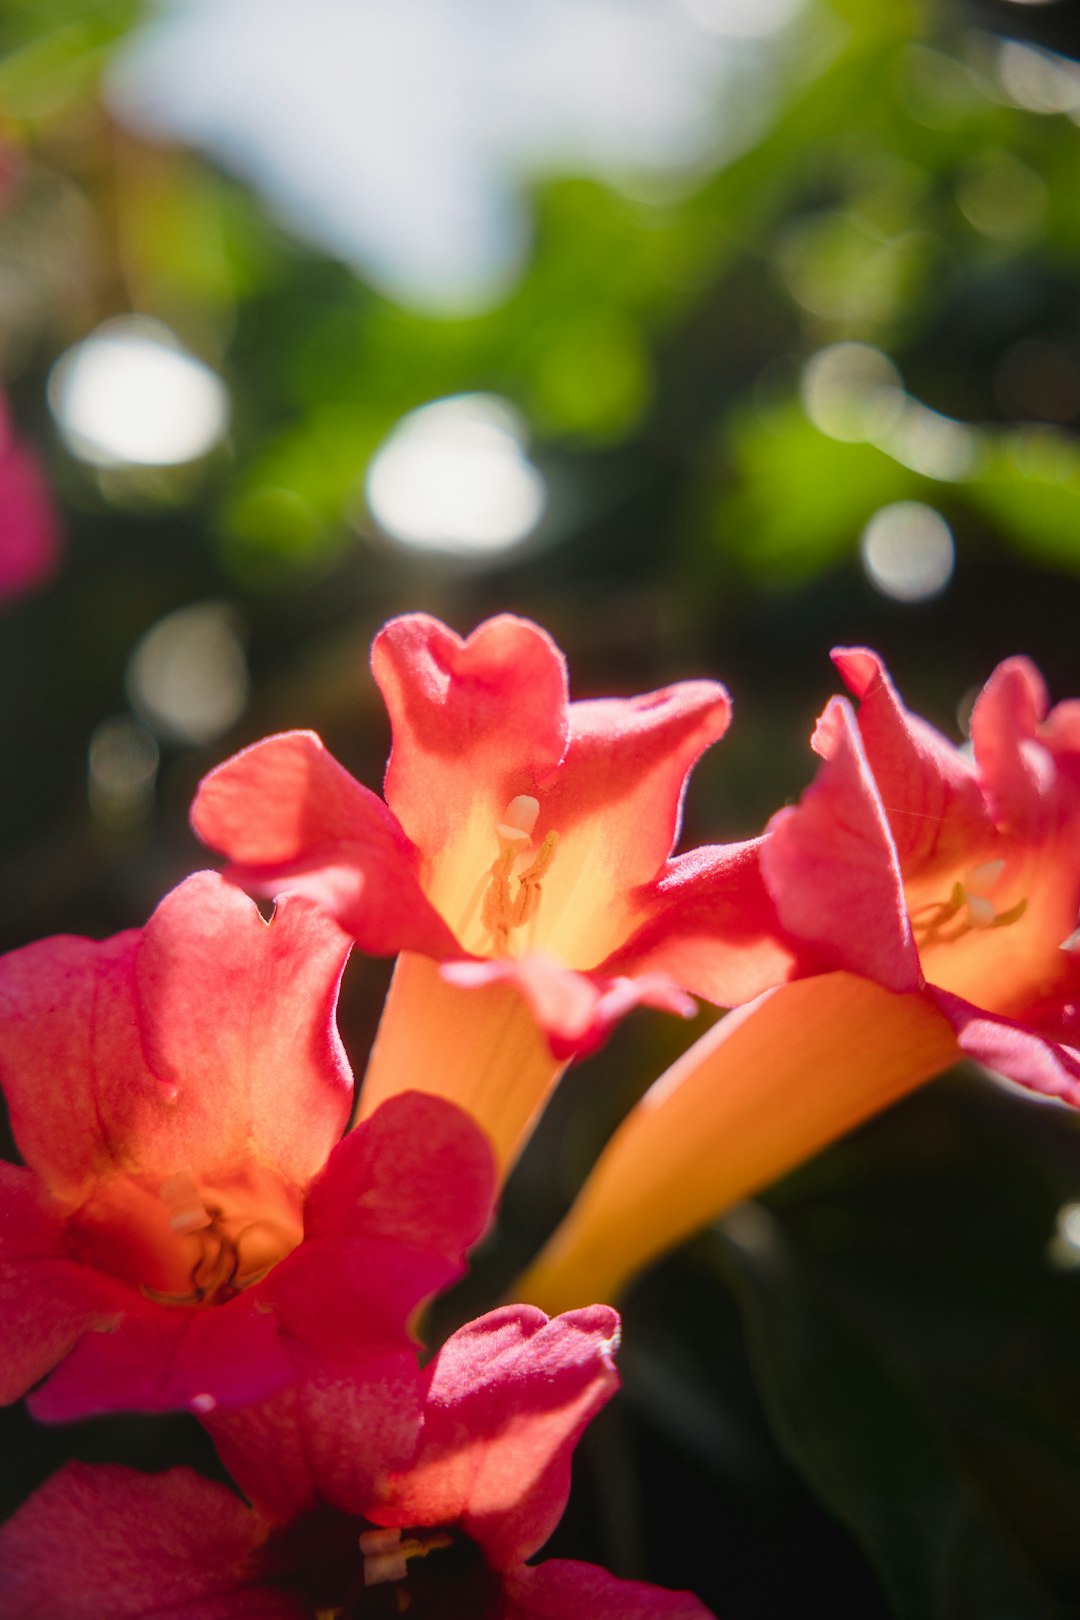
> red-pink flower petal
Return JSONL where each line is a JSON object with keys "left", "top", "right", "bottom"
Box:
{"left": 301, "top": 1090, "right": 495, "bottom": 1256}
{"left": 761, "top": 696, "right": 921, "bottom": 994}
{"left": 132, "top": 874, "right": 353, "bottom": 1187}
{"left": 506, "top": 1560, "right": 715, "bottom": 1619}
{"left": 539, "top": 681, "right": 731, "bottom": 902}
{"left": 204, "top": 1351, "right": 424, "bottom": 1520}
{"left": 27, "top": 1093, "right": 496, "bottom": 1421}
{"left": 27, "top": 1289, "right": 299, "bottom": 1422}
{"left": 0, "top": 1464, "right": 280, "bottom": 1620}
{"left": 441, "top": 953, "right": 694, "bottom": 1061}
{"left": 373, "top": 613, "right": 569, "bottom": 857}
{"left": 0, "top": 1165, "right": 127, "bottom": 1404}
{"left": 372, "top": 1304, "right": 620, "bottom": 1569}
{"left": 930, "top": 988, "right": 1080, "bottom": 1105}
{"left": 832, "top": 647, "right": 992, "bottom": 872}
{"left": 602, "top": 839, "right": 802, "bottom": 1007}
{"left": 191, "top": 732, "right": 459, "bottom": 959}
{"left": 0, "top": 928, "right": 145, "bottom": 1202}
{"left": 0, "top": 874, "right": 354, "bottom": 1201}
{"left": 968, "top": 656, "right": 1056, "bottom": 835}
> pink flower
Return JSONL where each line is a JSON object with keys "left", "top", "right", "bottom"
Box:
{"left": 0, "top": 1307, "right": 714, "bottom": 1619}
{"left": 519, "top": 650, "right": 1080, "bottom": 1311}
{"left": 761, "top": 648, "right": 1080, "bottom": 1098}
{"left": 192, "top": 612, "right": 788, "bottom": 1169}
{"left": 0, "top": 871, "right": 494, "bottom": 1420}
{"left": 0, "top": 393, "right": 61, "bottom": 601}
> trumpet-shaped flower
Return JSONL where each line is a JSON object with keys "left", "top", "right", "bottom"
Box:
{"left": 519, "top": 650, "right": 1080, "bottom": 1312}
{"left": 0, "top": 871, "right": 495, "bottom": 1419}
{"left": 192, "top": 612, "right": 790, "bottom": 1168}
{"left": 0, "top": 1307, "right": 714, "bottom": 1619}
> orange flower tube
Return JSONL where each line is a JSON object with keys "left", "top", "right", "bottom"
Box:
{"left": 518, "top": 973, "right": 957, "bottom": 1314}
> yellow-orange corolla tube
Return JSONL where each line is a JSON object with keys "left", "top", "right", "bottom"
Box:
{"left": 358, "top": 952, "right": 566, "bottom": 1175}
{"left": 516, "top": 972, "right": 958, "bottom": 1314}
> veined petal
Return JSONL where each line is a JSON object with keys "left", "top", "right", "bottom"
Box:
{"left": 0, "top": 1464, "right": 273, "bottom": 1620}
{"left": 371, "top": 1304, "right": 620, "bottom": 1570}
{"left": 506, "top": 1560, "right": 715, "bottom": 1620}
{"left": 0, "top": 874, "right": 354, "bottom": 1200}
{"left": 442, "top": 953, "right": 695, "bottom": 1061}
{"left": 527, "top": 682, "right": 731, "bottom": 966}
{"left": 28, "top": 1291, "right": 298, "bottom": 1421}
{"left": 374, "top": 614, "right": 569, "bottom": 933}
{"left": 375, "top": 612, "right": 569, "bottom": 852}
{"left": 204, "top": 1352, "right": 423, "bottom": 1520}
{"left": 132, "top": 874, "right": 353, "bottom": 1187}
{"left": 263, "top": 1094, "right": 497, "bottom": 1365}
{"left": 0, "top": 928, "right": 145, "bottom": 1202}
{"left": 762, "top": 697, "right": 921, "bottom": 994}
{"left": 0, "top": 1165, "right": 127, "bottom": 1405}
{"left": 930, "top": 988, "right": 1080, "bottom": 1105}
{"left": 969, "top": 656, "right": 1057, "bottom": 835}
{"left": 516, "top": 974, "right": 958, "bottom": 1313}
{"left": 832, "top": 647, "right": 991, "bottom": 873}
{"left": 602, "top": 839, "right": 802, "bottom": 1007}
{"left": 302, "top": 1092, "right": 496, "bottom": 1256}
{"left": 191, "top": 731, "right": 458, "bottom": 958}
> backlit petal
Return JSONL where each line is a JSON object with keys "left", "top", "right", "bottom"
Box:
{"left": 191, "top": 731, "right": 458, "bottom": 958}
{"left": 517, "top": 975, "right": 957, "bottom": 1313}
{"left": 0, "top": 1464, "right": 272, "bottom": 1620}
{"left": 832, "top": 647, "right": 991, "bottom": 874}
{"left": 372, "top": 1304, "right": 620, "bottom": 1569}
{"left": 762, "top": 697, "right": 921, "bottom": 994}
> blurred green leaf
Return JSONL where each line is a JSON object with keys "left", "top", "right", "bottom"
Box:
{"left": 717, "top": 1199, "right": 1056, "bottom": 1619}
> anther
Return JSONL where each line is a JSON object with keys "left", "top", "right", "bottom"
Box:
{"left": 360, "top": 1528, "right": 453, "bottom": 1587}
{"left": 160, "top": 1173, "right": 212, "bottom": 1235}
{"left": 496, "top": 795, "right": 540, "bottom": 843}
{"left": 481, "top": 795, "right": 559, "bottom": 952}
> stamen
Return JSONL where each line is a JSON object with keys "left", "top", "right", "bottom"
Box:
{"left": 911, "top": 863, "right": 1027, "bottom": 946}
{"left": 480, "top": 795, "right": 559, "bottom": 953}
{"left": 496, "top": 794, "right": 540, "bottom": 843}
{"left": 360, "top": 1527, "right": 453, "bottom": 1587}
{"left": 965, "top": 893, "right": 997, "bottom": 929}
{"left": 160, "top": 1173, "right": 212, "bottom": 1235}
{"left": 512, "top": 830, "right": 558, "bottom": 928}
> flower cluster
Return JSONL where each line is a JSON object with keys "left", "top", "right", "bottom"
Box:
{"left": 2, "top": 610, "right": 1078, "bottom": 1615}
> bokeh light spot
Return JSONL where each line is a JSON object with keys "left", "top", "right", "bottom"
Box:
{"left": 87, "top": 715, "right": 159, "bottom": 830}
{"left": 800, "top": 342, "right": 904, "bottom": 443}
{"left": 126, "top": 602, "right": 249, "bottom": 745}
{"left": 955, "top": 150, "right": 1047, "bottom": 243}
{"left": 860, "top": 501, "right": 955, "bottom": 602}
{"left": 365, "top": 394, "right": 546, "bottom": 557}
{"left": 49, "top": 316, "right": 229, "bottom": 467}
{"left": 996, "top": 40, "right": 1080, "bottom": 115}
